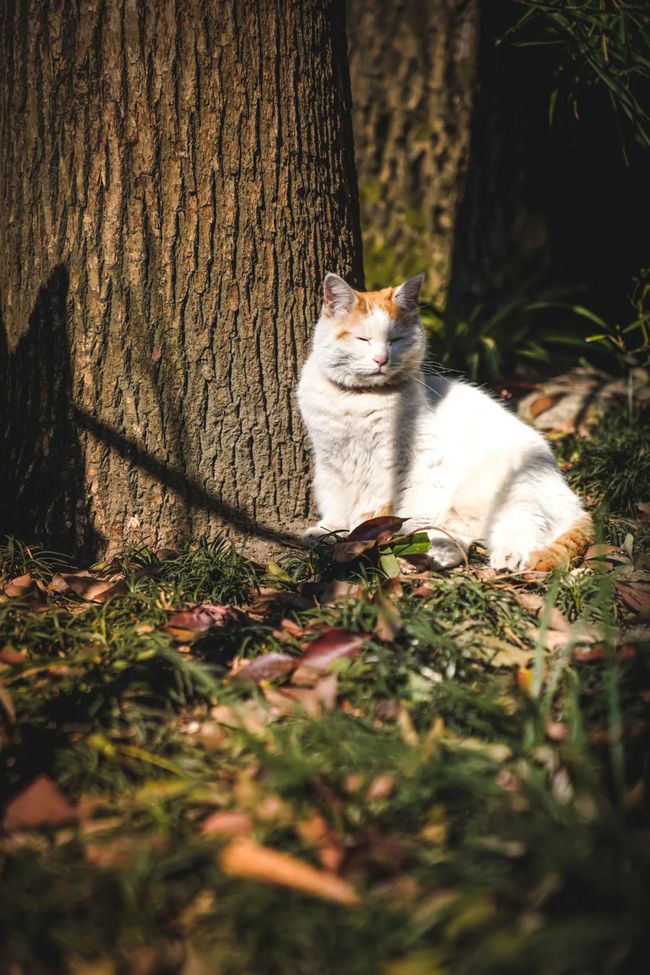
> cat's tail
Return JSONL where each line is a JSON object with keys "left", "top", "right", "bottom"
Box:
{"left": 527, "top": 513, "right": 595, "bottom": 572}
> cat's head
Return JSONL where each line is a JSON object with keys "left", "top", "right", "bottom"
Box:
{"left": 312, "top": 273, "right": 426, "bottom": 388}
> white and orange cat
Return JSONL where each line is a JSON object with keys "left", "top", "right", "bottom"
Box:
{"left": 297, "top": 272, "right": 593, "bottom": 571}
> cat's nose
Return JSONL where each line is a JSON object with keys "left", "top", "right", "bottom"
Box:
{"left": 373, "top": 352, "right": 389, "bottom": 367}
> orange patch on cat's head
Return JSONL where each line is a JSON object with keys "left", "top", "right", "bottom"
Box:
{"left": 333, "top": 288, "right": 403, "bottom": 336}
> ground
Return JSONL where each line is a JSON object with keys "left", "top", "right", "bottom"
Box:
{"left": 0, "top": 395, "right": 649, "bottom": 975}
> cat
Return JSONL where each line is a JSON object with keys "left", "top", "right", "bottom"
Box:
{"left": 296, "top": 272, "right": 593, "bottom": 571}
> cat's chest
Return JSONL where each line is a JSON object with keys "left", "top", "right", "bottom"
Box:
{"left": 305, "top": 386, "right": 396, "bottom": 447}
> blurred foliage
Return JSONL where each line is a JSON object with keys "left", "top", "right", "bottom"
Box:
{"left": 420, "top": 266, "right": 650, "bottom": 382}
{"left": 503, "top": 0, "right": 650, "bottom": 155}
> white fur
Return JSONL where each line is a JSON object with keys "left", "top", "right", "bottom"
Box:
{"left": 297, "top": 275, "right": 587, "bottom": 570}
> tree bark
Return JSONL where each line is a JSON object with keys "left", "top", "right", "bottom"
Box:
{"left": 0, "top": 0, "right": 362, "bottom": 558}
{"left": 347, "top": 0, "right": 477, "bottom": 305}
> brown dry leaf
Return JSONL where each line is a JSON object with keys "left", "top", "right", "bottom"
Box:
{"left": 272, "top": 617, "right": 306, "bottom": 640}
{"left": 526, "top": 624, "right": 568, "bottom": 652}
{"left": 4, "top": 573, "right": 35, "bottom": 598}
{"left": 515, "top": 592, "right": 545, "bottom": 614}
{"left": 56, "top": 571, "right": 127, "bottom": 603}
{"left": 486, "top": 639, "right": 534, "bottom": 669}
{"left": 231, "top": 652, "right": 296, "bottom": 685}
{"left": 573, "top": 643, "right": 636, "bottom": 663}
{"left": 220, "top": 837, "right": 358, "bottom": 905}
{"left": 0, "top": 646, "right": 27, "bottom": 665}
{"left": 296, "top": 811, "right": 344, "bottom": 871}
{"left": 529, "top": 394, "right": 561, "bottom": 419}
{"left": 411, "top": 582, "right": 435, "bottom": 598}
{"left": 263, "top": 676, "right": 338, "bottom": 718}
{"left": 615, "top": 581, "right": 650, "bottom": 618}
{"left": 373, "top": 589, "right": 402, "bottom": 642}
{"left": 0, "top": 684, "right": 16, "bottom": 723}
{"left": 166, "top": 604, "right": 232, "bottom": 641}
{"left": 301, "top": 628, "right": 368, "bottom": 672}
{"left": 4, "top": 774, "right": 79, "bottom": 829}
{"left": 367, "top": 773, "right": 396, "bottom": 800}
{"left": 332, "top": 539, "right": 377, "bottom": 563}
{"left": 201, "top": 809, "right": 253, "bottom": 837}
{"left": 263, "top": 685, "right": 317, "bottom": 718}
{"left": 246, "top": 587, "right": 312, "bottom": 619}
{"left": 211, "top": 701, "right": 273, "bottom": 736}
{"left": 397, "top": 705, "right": 419, "bottom": 747}
{"left": 3, "top": 573, "right": 48, "bottom": 611}
{"left": 85, "top": 836, "right": 136, "bottom": 869}
{"left": 347, "top": 515, "right": 405, "bottom": 543}
{"left": 299, "top": 579, "right": 364, "bottom": 604}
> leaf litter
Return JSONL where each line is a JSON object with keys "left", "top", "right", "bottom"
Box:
{"left": 1, "top": 408, "right": 650, "bottom": 974}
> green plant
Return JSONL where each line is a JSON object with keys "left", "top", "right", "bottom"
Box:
{"left": 504, "top": 1, "right": 650, "bottom": 155}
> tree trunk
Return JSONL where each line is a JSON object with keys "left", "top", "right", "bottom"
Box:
{"left": 347, "top": 0, "right": 477, "bottom": 305}
{"left": 0, "top": 0, "right": 362, "bottom": 558}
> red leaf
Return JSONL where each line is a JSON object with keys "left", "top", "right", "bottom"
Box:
{"left": 301, "top": 628, "right": 367, "bottom": 672}
{"left": 347, "top": 516, "right": 405, "bottom": 543}
{"left": 3, "top": 775, "right": 79, "bottom": 829}
{"left": 232, "top": 653, "right": 296, "bottom": 685}
{"left": 56, "top": 572, "right": 127, "bottom": 603}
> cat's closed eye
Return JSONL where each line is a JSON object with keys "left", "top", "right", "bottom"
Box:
{"left": 356, "top": 337, "right": 370, "bottom": 343}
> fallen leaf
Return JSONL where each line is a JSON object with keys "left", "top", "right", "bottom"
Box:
{"left": 231, "top": 652, "right": 296, "bottom": 685}
{"left": 0, "top": 646, "right": 27, "bottom": 665}
{"left": 373, "top": 589, "right": 401, "bottom": 642}
{"left": 296, "top": 812, "right": 343, "bottom": 872}
{"left": 347, "top": 516, "right": 405, "bottom": 543}
{"left": 0, "top": 685, "right": 15, "bottom": 722}
{"left": 264, "top": 674, "right": 338, "bottom": 717}
{"left": 166, "top": 604, "right": 232, "bottom": 640}
{"left": 530, "top": 394, "right": 561, "bottom": 419}
{"left": 201, "top": 810, "right": 253, "bottom": 837}
{"left": 367, "top": 773, "right": 395, "bottom": 800}
{"left": 332, "top": 539, "right": 377, "bottom": 563}
{"left": 220, "top": 837, "right": 358, "bottom": 905}
{"left": 299, "top": 580, "right": 363, "bottom": 604}
{"left": 573, "top": 643, "right": 636, "bottom": 663}
{"left": 300, "top": 628, "right": 368, "bottom": 672}
{"left": 4, "top": 775, "right": 79, "bottom": 829}
{"left": 56, "top": 572, "right": 127, "bottom": 603}
{"left": 515, "top": 592, "right": 545, "bottom": 614}
{"left": 3, "top": 573, "right": 48, "bottom": 611}
{"left": 211, "top": 701, "right": 273, "bottom": 736}
{"left": 615, "top": 581, "right": 650, "bottom": 617}
{"left": 4, "top": 573, "right": 34, "bottom": 598}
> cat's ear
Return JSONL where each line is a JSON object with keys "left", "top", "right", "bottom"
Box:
{"left": 394, "top": 273, "right": 425, "bottom": 312}
{"left": 323, "top": 273, "right": 355, "bottom": 317}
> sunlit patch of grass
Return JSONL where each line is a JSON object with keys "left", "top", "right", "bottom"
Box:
{"left": 1, "top": 412, "right": 649, "bottom": 973}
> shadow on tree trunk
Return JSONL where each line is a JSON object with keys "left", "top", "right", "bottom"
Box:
{"left": 1, "top": 266, "right": 303, "bottom": 558}
{"left": 0, "top": 266, "right": 104, "bottom": 559}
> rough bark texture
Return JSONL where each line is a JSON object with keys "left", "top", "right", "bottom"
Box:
{"left": 0, "top": 0, "right": 363, "bottom": 557}
{"left": 347, "top": 0, "right": 477, "bottom": 304}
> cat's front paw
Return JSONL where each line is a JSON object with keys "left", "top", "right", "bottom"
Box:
{"left": 301, "top": 524, "right": 341, "bottom": 547}
{"left": 489, "top": 546, "right": 531, "bottom": 571}
{"left": 425, "top": 535, "right": 466, "bottom": 571}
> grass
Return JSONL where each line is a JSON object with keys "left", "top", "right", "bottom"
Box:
{"left": 0, "top": 406, "right": 649, "bottom": 975}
